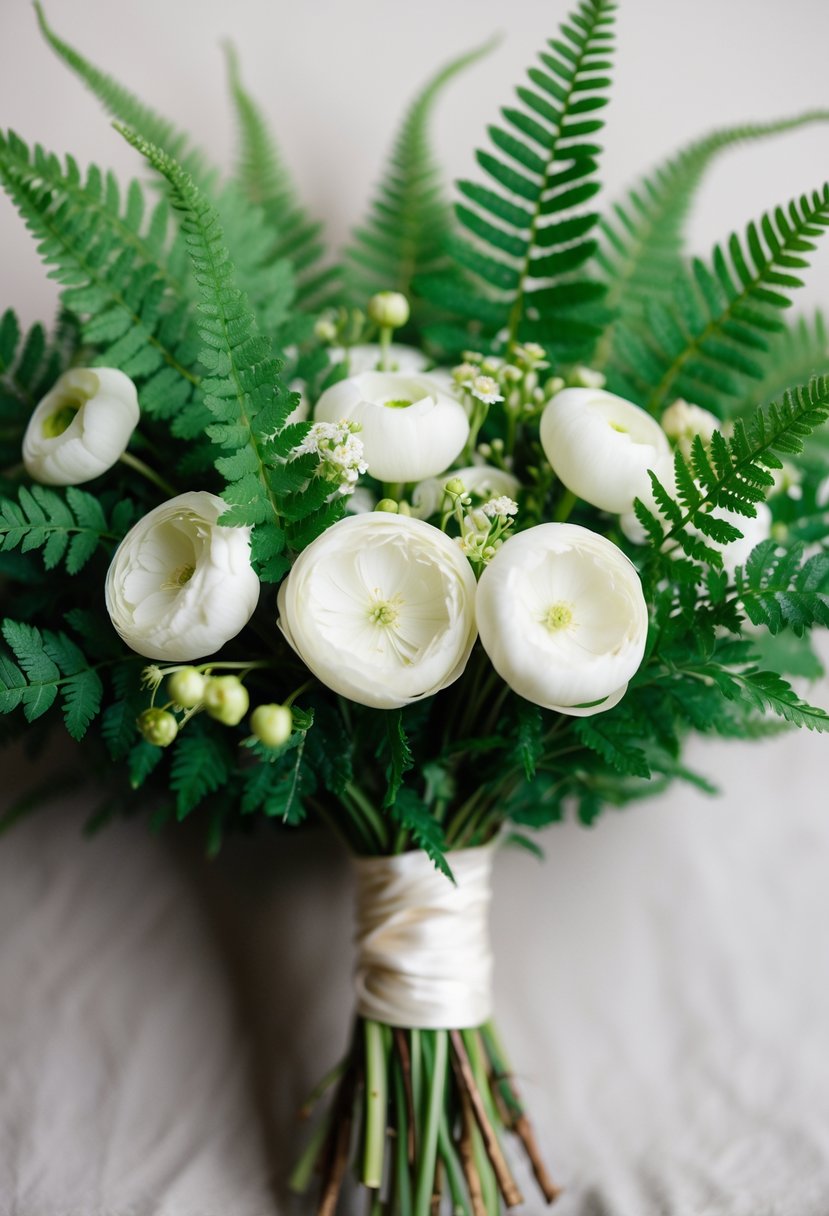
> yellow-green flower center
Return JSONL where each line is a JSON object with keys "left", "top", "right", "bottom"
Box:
{"left": 42, "top": 399, "right": 82, "bottom": 438}
{"left": 543, "top": 602, "right": 573, "bottom": 632}
{"left": 609, "top": 420, "right": 628, "bottom": 433}
{"left": 162, "top": 563, "right": 196, "bottom": 590}
{"left": 383, "top": 398, "right": 414, "bottom": 410}
{"left": 368, "top": 594, "right": 402, "bottom": 626}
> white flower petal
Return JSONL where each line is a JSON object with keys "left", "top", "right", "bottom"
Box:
{"left": 105, "top": 491, "right": 260, "bottom": 661}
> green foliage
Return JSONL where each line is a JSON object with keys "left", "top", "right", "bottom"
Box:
{"left": 383, "top": 710, "right": 414, "bottom": 808}
{"left": 574, "top": 716, "right": 651, "bottom": 778}
{"left": 391, "top": 787, "right": 453, "bottom": 880}
{"left": 637, "top": 377, "right": 829, "bottom": 574}
{"left": 225, "top": 44, "right": 334, "bottom": 310}
{"left": 170, "top": 722, "right": 236, "bottom": 819}
{"left": 608, "top": 187, "right": 829, "bottom": 414}
{"left": 344, "top": 39, "right": 494, "bottom": 316}
{"left": 0, "top": 309, "right": 78, "bottom": 480}
{"left": 729, "top": 309, "right": 829, "bottom": 418}
{"left": 0, "top": 619, "right": 103, "bottom": 738}
{"left": 0, "top": 132, "right": 202, "bottom": 428}
{"left": 0, "top": 484, "right": 135, "bottom": 573}
{"left": 707, "top": 666, "right": 829, "bottom": 732}
{"left": 119, "top": 125, "right": 345, "bottom": 578}
{"left": 735, "top": 539, "right": 829, "bottom": 634}
{"left": 419, "top": 0, "right": 615, "bottom": 361}
{"left": 35, "top": 2, "right": 217, "bottom": 191}
{"left": 594, "top": 110, "right": 829, "bottom": 368}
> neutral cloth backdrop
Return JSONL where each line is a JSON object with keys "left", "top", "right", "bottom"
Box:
{"left": 1, "top": 1, "right": 829, "bottom": 1214}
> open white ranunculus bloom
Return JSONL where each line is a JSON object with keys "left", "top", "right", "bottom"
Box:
{"left": 314, "top": 371, "right": 469, "bottom": 483}
{"left": 476, "top": 523, "right": 648, "bottom": 716}
{"left": 105, "top": 491, "right": 260, "bottom": 661}
{"left": 411, "top": 465, "right": 522, "bottom": 520}
{"left": 277, "top": 513, "right": 478, "bottom": 709}
{"left": 23, "top": 367, "right": 139, "bottom": 485}
{"left": 540, "top": 387, "right": 672, "bottom": 514}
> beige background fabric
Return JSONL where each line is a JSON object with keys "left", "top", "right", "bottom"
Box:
{"left": 1, "top": 0, "right": 829, "bottom": 1212}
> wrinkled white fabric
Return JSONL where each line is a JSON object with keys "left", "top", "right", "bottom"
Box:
{"left": 353, "top": 846, "right": 495, "bottom": 1028}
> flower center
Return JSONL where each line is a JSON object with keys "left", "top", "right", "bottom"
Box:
{"left": 368, "top": 591, "right": 403, "bottom": 627}
{"left": 608, "top": 420, "right": 628, "bottom": 434}
{"left": 543, "top": 601, "right": 574, "bottom": 632}
{"left": 161, "top": 563, "right": 196, "bottom": 590}
{"left": 42, "top": 398, "right": 82, "bottom": 438}
{"left": 382, "top": 398, "right": 414, "bottom": 409}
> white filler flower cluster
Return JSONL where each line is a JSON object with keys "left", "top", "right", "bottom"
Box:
{"left": 295, "top": 419, "right": 369, "bottom": 495}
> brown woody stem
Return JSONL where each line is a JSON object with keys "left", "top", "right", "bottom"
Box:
{"left": 449, "top": 1029, "right": 523, "bottom": 1208}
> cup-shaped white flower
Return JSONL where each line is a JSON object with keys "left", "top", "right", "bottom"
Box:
{"left": 23, "top": 367, "right": 139, "bottom": 486}
{"left": 105, "top": 491, "right": 260, "bottom": 661}
{"left": 314, "top": 371, "right": 470, "bottom": 484}
{"left": 476, "top": 523, "right": 648, "bottom": 716}
{"left": 277, "top": 513, "right": 478, "bottom": 709}
{"left": 540, "top": 387, "right": 672, "bottom": 514}
{"left": 411, "top": 465, "right": 521, "bottom": 520}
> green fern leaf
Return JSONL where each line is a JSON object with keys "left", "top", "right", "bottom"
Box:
{"left": 0, "top": 133, "right": 202, "bottom": 423}
{"left": 729, "top": 309, "right": 829, "bottom": 418}
{"left": 224, "top": 43, "right": 334, "bottom": 310}
{"left": 344, "top": 39, "right": 494, "bottom": 318}
{"left": 574, "top": 717, "right": 651, "bottom": 779}
{"left": 420, "top": 0, "right": 615, "bottom": 361}
{"left": 714, "top": 667, "right": 829, "bottom": 732}
{"left": 0, "top": 484, "right": 130, "bottom": 573}
{"left": 594, "top": 110, "right": 829, "bottom": 368}
{"left": 607, "top": 187, "right": 829, "bottom": 414}
{"left": 736, "top": 539, "right": 829, "bottom": 634}
{"left": 170, "top": 723, "right": 234, "bottom": 818}
{"left": 34, "top": 3, "right": 217, "bottom": 191}
{"left": 643, "top": 376, "right": 829, "bottom": 577}
{"left": 390, "top": 787, "right": 453, "bottom": 880}
{"left": 0, "top": 618, "right": 102, "bottom": 737}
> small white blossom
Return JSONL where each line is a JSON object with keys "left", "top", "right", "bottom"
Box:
{"left": 569, "top": 365, "right": 606, "bottom": 389}
{"left": 482, "top": 496, "right": 518, "bottom": 518}
{"left": 296, "top": 420, "right": 368, "bottom": 495}
{"left": 470, "top": 375, "right": 504, "bottom": 405}
{"left": 452, "top": 362, "right": 480, "bottom": 386}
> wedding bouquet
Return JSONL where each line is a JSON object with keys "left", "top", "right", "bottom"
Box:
{"left": 2, "top": 1, "right": 828, "bottom": 1211}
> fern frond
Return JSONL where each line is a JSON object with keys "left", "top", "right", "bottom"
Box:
{"left": 710, "top": 666, "right": 829, "bottom": 732}
{"left": 735, "top": 539, "right": 829, "bottom": 634}
{"left": 225, "top": 43, "right": 334, "bottom": 310}
{"left": 594, "top": 110, "right": 829, "bottom": 367}
{"left": 0, "top": 132, "right": 202, "bottom": 426}
{"left": 729, "top": 309, "right": 829, "bottom": 418}
{"left": 34, "top": 2, "right": 217, "bottom": 191}
{"left": 607, "top": 186, "right": 829, "bottom": 414}
{"left": 344, "top": 38, "right": 495, "bottom": 316}
{"left": 0, "top": 484, "right": 134, "bottom": 573}
{"left": 118, "top": 125, "right": 345, "bottom": 579}
{"left": 0, "top": 309, "right": 76, "bottom": 473}
{"left": 642, "top": 377, "right": 829, "bottom": 572}
{"left": 170, "top": 721, "right": 234, "bottom": 818}
{"left": 419, "top": 0, "right": 615, "bottom": 361}
{"left": 0, "top": 618, "right": 103, "bottom": 738}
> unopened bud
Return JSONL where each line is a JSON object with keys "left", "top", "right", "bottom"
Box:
{"left": 204, "top": 675, "right": 249, "bottom": 726}
{"left": 167, "top": 667, "right": 207, "bottom": 708}
{"left": 375, "top": 498, "right": 399, "bottom": 513}
{"left": 367, "top": 291, "right": 410, "bottom": 330}
{"left": 137, "top": 707, "right": 178, "bottom": 748}
{"left": 250, "top": 703, "right": 293, "bottom": 748}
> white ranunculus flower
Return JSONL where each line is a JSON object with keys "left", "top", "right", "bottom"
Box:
{"left": 411, "top": 465, "right": 521, "bottom": 520}
{"left": 661, "top": 398, "right": 720, "bottom": 457}
{"left": 314, "top": 371, "right": 470, "bottom": 484}
{"left": 23, "top": 367, "right": 139, "bottom": 486}
{"left": 540, "top": 387, "right": 672, "bottom": 515}
{"left": 105, "top": 491, "right": 260, "bottom": 661}
{"left": 476, "top": 523, "right": 648, "bottom": 717}
{"left": 277, "top": 513, "right": 478, "bottom": 709}
{"left": 330, "top": 343, "right": 429, "bottom": 376}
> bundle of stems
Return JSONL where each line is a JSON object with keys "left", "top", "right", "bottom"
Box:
{"left": 291, "top": 1017, "right": 560, "bottom": 1215}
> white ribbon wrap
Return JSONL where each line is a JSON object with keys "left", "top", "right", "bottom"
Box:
{"left": 353, "top": 845, "right": 495, "bottom": 1029}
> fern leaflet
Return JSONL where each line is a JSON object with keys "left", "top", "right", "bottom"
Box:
{"left": 0, "top": 618, "right": 103, "bottom": 738}
{"left": 0, "top": 484, "right": 134, "bottom": 573}
{"left": 735, "top": 539, "right": 829, "bottom": 634}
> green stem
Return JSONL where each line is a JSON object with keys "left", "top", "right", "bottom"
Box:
{"left": 414, "top": 1030, "right": 447, "bottom": 1216}
{"left": 438, "top": 1106, "right": 472, "bottom": 1216}
{"left": 344, "top": 782, "right": 389, "bottom": 850}
{"left": 119, "top": 449, "right": 177, "bottom": 497}
{"left": 363, "top": 1019, "right": 388, "bottom": 1189}
{"left": 379, "top": 324, "right": 392, "bottom": 371}
{"left": 392, "top": 1057, "right": 414, "bottom": 1216}
{"left": 288, "top": 1106, "right": 332, "bottom": 1193}
{"left": 552, "top": 487, "right": 577, "bottom": 523}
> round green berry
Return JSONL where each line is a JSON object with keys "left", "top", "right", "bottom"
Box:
{"left": 203, "top": 675, "right": 249, "bottom": 726}
{"left": 137, "top": 707, "right": 178, "bottom": 748}
{"left": 250, "top": 703, "right": 293, "bottom": 748}
{"left": 167, "top": 667, "right": 206, "bottom": 708}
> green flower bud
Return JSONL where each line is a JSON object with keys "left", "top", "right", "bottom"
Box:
{"left": 167, "top": 667, "right": 207, "bottom": 708}
{"left": 204, "top": 675, "right": 250, "bottom": 726}
{"left": 375, "top": 498, "right": 399, "bottom": 513}
{"left": 314, "top": 316, "right": 338, "bottom": 343}
{"left": 250, "top": 703, "right": 293, "bottom": 748}
{"left": 137, "top": 707, "right": 178, "bottom": 748}
{"left": 444, "top": 477, "right": 466, "bottom": 496}
{"left": 367, "top": 291, "right": 410, "bottom": 330}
